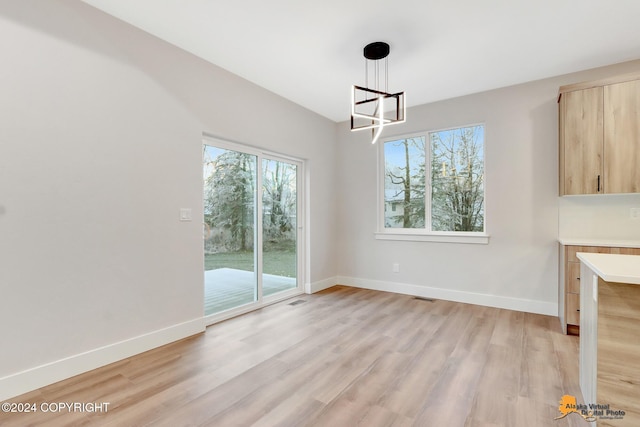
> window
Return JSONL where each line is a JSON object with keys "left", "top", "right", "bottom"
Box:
{"left": 378, "top": 124, "right": 487, "bottom": 244}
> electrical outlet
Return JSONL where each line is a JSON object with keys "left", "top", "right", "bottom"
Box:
{"left": 630, "top": 208, "right": 640, "bottom": 219}
{"left": 392, "top": 263, "right": 400, "bottom": 273}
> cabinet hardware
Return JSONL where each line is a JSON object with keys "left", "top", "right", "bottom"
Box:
{"left": 597, "top": 175, "right": 601, "bottom": 192}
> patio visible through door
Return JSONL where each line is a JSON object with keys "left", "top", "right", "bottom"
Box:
{"left": 203, "top": 139, "right": 302, "bottom": 320}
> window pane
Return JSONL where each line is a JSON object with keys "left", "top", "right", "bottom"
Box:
{"left": 262, "top": 158, "right": 297, "bottom": 297}
{"left": 203, "top": 145, "right": 257, "bottom": 315}
{"left": 384, "top": 137, "right": 426, "bottom": 228}
{"left": 430, "top": 125, "right": 484, "bottom": 232}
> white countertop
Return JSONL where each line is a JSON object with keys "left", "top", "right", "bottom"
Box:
{"left": 559, "top": 238, "right": 640, "bottom": 248}
{"left": 576, "top": 252, "right": 640, "bottom": 285}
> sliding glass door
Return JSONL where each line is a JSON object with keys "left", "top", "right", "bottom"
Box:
{"left": 261, "top": 158, "right": 298, "bottom": 297}
{"left": 203, "top": 145, "right": 258, "bottom": 315}
{"left": 203, "top": 139, "right": 303, "bottom": 320}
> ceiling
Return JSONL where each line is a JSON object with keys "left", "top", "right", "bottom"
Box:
{"left": 81, "top": 0, "right": 640, "bottom": 123}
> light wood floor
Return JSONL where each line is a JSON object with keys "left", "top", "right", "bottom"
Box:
{"left": 1, "top": 286, "right": 586, "bottom": 426}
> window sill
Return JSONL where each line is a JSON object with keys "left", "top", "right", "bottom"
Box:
{"left": 374, "top": 231, "right": 490, "bottom": 244}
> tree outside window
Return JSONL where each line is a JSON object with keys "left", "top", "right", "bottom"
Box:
{"left": 383, "top": 125, "right": 484, "bottom": 233}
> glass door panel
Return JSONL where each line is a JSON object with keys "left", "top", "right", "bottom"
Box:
{"left": 203, "top": 145, "right": 257, "bottom": 315}
{"left": 261, "top": 158, "right": 298, "bottom": 297}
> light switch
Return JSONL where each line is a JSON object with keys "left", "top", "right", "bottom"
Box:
{"left": 180, "top": 208, "right": 192, "bottom": 222}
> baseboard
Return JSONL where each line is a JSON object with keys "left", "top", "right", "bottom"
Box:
{"left": 337, "top": 276, "right": 558, "bottom": 317}
{"left": 0, "top": 317, "right": 205, "bottom": 401}
{"left": 307, "top": 276, "right": 338, "bottom": 294}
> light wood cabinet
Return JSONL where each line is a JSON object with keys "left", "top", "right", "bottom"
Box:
{"left": 559, "top": 87, "right": 603, "bottom": 195}
{"left": 558, "top": 72, "right": 640, "bottom": 196}
{"left": 559, "top": 244, "right": 640, "bottom": 335}
{"left": 565, "top": 292, "right": 580, "bottom": 327}
{"left": 604, "top": 79, "right": 640, "bottom": 193}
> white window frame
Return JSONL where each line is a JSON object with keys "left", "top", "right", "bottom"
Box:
{"left": 375, "top": 125, "right": 489, "bottom": 244}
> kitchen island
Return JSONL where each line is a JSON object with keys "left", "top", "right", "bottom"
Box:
{"left": 577, "top": 252, "right": 640, "bottom": 426}
{"left": 557, "top": 240, "right": 640, "bottom": 335}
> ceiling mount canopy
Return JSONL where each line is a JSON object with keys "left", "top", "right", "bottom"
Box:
{"left": 363, "top": 41, "right": 390, "bottom": 60}
{"left": 351, "top": 41, "right": 406, "bottom": 144}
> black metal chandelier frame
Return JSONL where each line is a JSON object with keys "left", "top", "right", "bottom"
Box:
{"left": 350, "top": 42, "right": 406, "bottom": 143}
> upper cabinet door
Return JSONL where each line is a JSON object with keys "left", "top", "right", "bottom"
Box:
{"left": 561, "top": 87, "right": 604, "bottom": 195}
{"left": 604, "top": 80, "right": 640, "bottom": 194}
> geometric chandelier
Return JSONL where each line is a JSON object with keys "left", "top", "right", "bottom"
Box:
{"left": 350, "top": 41, "right": 406, "bottom": 144}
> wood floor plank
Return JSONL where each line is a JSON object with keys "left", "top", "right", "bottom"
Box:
{"left": 0, "top": 286, "right": 586, "bottom": 427}
{"left": 467, "top": 343, "right": 522, "bottom": 426}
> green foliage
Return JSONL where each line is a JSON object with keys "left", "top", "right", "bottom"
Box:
{"left": 203, "top": 147, "right": 298, "bottom": 260}
{"left": 262, "top": 160, "right": 297, "bottom": 240}
{"left": 204, "top": 150, "right": 256, "bottom": 251}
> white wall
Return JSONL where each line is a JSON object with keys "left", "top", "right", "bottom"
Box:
{"left": 0, "top": 1, "right": 337, "bottom": 399}
{"left": 336, "top": 60, "right": 640, "bottom": 316}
